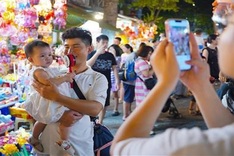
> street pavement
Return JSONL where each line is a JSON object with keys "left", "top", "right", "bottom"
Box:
{"left": 103, "top": 95, "right": 207, "bottom": 136}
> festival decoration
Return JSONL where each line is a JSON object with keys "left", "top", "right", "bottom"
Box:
{"left": 117, "top": 20, "right": 157, "bottom": 50}
{"left": 53, "top": 0, "right": 67, "bottom": 30}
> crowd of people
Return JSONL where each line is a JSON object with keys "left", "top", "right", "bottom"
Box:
{"left": 21, "top": 10, "right": 234, "bottom": 155}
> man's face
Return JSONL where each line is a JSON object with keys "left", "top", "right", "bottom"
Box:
{"left": 64, "top": 38, "right": 92, "bottom": 66}
{"left": 114, "top": 39, "right": 120, "bottom": 45}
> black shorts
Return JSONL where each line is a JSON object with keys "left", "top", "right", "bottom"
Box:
{"left": 105, "top": 87, "right": 111, "bottom": 107}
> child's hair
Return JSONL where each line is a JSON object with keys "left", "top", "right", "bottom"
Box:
{"left": 24, "top": 40, "right": 50, "bottom": 58}
{"left": 61, "top": 27, "right": 92, "bottom": 46}
{"left": 96, "top": 34, "right": 109, "bottom": 42}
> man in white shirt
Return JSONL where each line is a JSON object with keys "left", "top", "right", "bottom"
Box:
{"left": 32, "top": 27, "right": 108, "bottom": 156}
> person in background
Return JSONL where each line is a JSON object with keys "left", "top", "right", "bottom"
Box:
{"left": 202, "top": 34, "right": 220, "bottom": 80}
{"left": 120, "top": 44, "right": 134, "bottom": 120}
{"left": 31, "top": 27, "right": 108, "bottom": 156}
{"left": 108, "top": 44, "right": 122, "bottom": 116}
{"left": 114, "top": 37, "right": 122, "bottom": 46}
{"left": 111, "top": 27, "right": 234, "bottom": 155}
{"left": 87, "top": 34, "right": 119, "bottom": 124}
{"left": 152, "top": 39, "right": 160, "bottom": 50}
{"left": 134, "top": 45, "right": 154, "bottom": 107}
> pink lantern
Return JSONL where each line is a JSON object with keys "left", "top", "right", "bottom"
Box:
{"left": 29, "top": 0, "right": 40, "bottom": 5}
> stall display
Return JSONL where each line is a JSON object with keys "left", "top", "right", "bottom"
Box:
{"left": 116, "top": 18, "right": 157, "bottom": 50}
{"left": 0, "top": 128, "right": 31, "bottom": 156}
{"left": 0, "top": 114, "right": 14, "bottom": 135}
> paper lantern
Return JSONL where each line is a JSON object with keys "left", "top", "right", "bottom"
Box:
{"left": 29, "top": 0, "right": 40, "bottom": 5}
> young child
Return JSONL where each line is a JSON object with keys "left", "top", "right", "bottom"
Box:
{"left": 24, "top": 40, "right": 77, "bottom": 155}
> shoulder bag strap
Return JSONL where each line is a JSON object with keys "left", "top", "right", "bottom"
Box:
{"left": 73, "top": 79, "right": 86, "bottom": 100}
{"left": 72, "top": 79, "right": 96, "bottom": 122}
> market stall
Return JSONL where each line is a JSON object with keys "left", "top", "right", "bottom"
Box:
{"left": 115, "top": 14, "right": 157, "bottom": 50}
{"left": 0, "top": 0, "right": 68, "bottom": 155}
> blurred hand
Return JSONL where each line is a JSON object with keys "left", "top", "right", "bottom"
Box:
{"left": 60, "top": 110, "right": 83, "bottom": 127}
{"left": 180, "top": 33, "right": 210, "bottom": 92}
{"left": 32, "top": 79, "right": 59, "bottom": 101}
{"left": 150, "top": 39, "right": 179, "bottom": 86}
{"left": 64, "top": 72, "right": 76, "bottom": 83}
{"left": 96, "top": 44, "right": 106, "bottom": 55}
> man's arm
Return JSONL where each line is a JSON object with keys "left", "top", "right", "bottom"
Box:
{"left": 54, "top": 95, "right": 103, "bottom": 117}
{"left": 87, "top": 45, "right": 106, "bottom": 66}
{"left": 202, "top": 49, "right": 209, "bottom": 62}
{"left": 33, "top": 80, "right": 103, "bottom": 116}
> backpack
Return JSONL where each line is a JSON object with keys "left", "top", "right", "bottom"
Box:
{"left": 118, "top": 53, "right": 137, "bottom": 81}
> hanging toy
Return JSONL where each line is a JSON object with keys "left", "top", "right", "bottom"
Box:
{"left": 63, "top": 54, "right": 76, "bottom": 87}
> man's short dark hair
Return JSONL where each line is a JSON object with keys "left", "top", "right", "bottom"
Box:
{"left": 96, "top": 34, "right": 109, "bottom": 42}
{"left": 61, "top": 27, "right": 92, "bottom": 46}
{"left": 115, "top": 37, "right": 121, "bottom": 42}
{"left": 24, "top": 40, "right": 50, "bottom": 58}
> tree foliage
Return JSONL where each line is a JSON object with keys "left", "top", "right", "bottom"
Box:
{"left": 132, "top": 0, "right": 194, "bottom": 23}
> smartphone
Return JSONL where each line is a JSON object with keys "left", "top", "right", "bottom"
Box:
{"left": 165, "top": 19, "right": 191, "bottom": 70}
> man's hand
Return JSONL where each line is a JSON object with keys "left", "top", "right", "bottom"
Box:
{"left": 32, "top": 79, "right": 60, "bottom": 101}
{"left": 59, "top": 110, "right": 83, "bottom": 127}
{"left": 96, "top": 44, "right": 106, "bottom": 55}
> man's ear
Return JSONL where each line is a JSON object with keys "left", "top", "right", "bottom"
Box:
{"left": 88, "top": 45, "right": 94, "bottom": 54}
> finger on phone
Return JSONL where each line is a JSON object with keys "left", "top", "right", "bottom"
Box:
{"left": 189, "top": 33, "right": 201, "bottom": 60}
{"left": 155, "top": 39, "right": 168, "bottom": 56}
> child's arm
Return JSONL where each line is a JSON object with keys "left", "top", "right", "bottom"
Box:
{"left": 49, "top": 73, "right": 75, "bottom": 86}
{"left": 34, "top": 69, "right": 75, "bottom": 86}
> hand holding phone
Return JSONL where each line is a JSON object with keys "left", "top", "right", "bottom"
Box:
{"left": 165, "top": 19, "right": 191, "bottom": 70}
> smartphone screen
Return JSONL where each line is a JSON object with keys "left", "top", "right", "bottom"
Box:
{"left": 165, "top": 19, "right": 191, "bottom": 70}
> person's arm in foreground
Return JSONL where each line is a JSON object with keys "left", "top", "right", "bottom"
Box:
{"left": 180, "top": 34, "right": 234, "bottom": 128}
{"left": 32, "top": 80, "right": 103, "bottom": 117}
{"left": 111, "top": 39, "right": 180, "bottom": 155}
